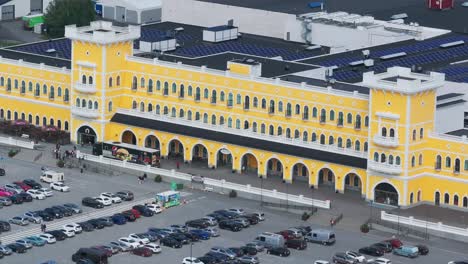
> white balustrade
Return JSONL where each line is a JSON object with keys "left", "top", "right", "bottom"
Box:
{"left": 373, "top": 135, "right": 399, "bottom": 147}
{"left": 368, "top": 160, "right": 402, "bottom": 175}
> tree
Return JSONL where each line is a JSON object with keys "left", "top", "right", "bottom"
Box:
{"left": 44, "top": 0, "right": 95, "bottom": 37}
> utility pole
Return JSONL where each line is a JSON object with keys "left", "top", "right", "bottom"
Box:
{"left": 260, "top": 175, "right": 263, "bottom": 207}
{"left": 397, "top": 205, "right": 401, "bottom": 237}
{"left": 369, "top": 200, "right": 373, "bottom": 228}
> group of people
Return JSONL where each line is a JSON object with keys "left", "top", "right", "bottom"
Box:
{"left": 40, "top": 223, "right": 47, "bottom": 232}
{"left": 53, "top": 144, "right": 77, "bottom": 160}
{"left": 138, "top": 173, "right": 148, "bottom": 184}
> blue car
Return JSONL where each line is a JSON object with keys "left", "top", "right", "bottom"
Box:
{"left": 148, "top": 228, "right": 170, "bottom": 238}
{"left": 189, "top": 229, "right": 211, "bottom": 240}
{"left": 24, "top": 236, "right": 47, "bottom": 247}
{"left": 111, "top": 214, "right": 127, "bottom": 225}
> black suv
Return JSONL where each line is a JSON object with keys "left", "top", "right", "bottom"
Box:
{"left": 34, "top": 210, "right": 54, "bottom": 221}
{"left": 47, "top": 230, "right": 67, "bottom": 241}
{"left": 82, "top": 197, "right": 104, "bottom": 208}
{"left": 22, "top": 179, "right": 42, "bottom": 189}
{"left": 44, "top": 207, "right": 64, "bottom": 219}
{"left": 17, "top": 193, "right": 33, "bottom": 202}
{"left": 52, "top": 206, "right": 73, "bottom": 217}
{"left": 219, "top": 220, "right": 243, "bottom": 232}
{"left": 77, "top": 221, "right": 95, "bottom": 232}
{"left": 186, "top": 219, "right": 210, "bottom": 229}
{"left": 0, "top": 220, "right": 11, "bottom": 232}
{"left": 115, "top": 190, "right": 134, "bottom": 201}
{"left": 132, "top": 205, "right": 154, "bottom": 217}
{"left": 9, "top": 194, "right": 24, "bottom": 204}
{"left": 86, "top": 219, "right": 105, "bottom": 229}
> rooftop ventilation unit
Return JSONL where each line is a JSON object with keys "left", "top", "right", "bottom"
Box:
{"left": 391, "top": 13, "right": 408, "bottom": 19}
{"left": 174, "top": 27, "right": 184, "bottom": 32}
{"left": 203, "top": 25, "right": 238, "bottom": 43}
{"left": 364, "top": 59, "right": 374, "bottom": 67}
{"left": 306, "top": 45, "right": 321, "bottom": 50}
{"left": 440, "top": 40, "right": 465, "bottom": 48}
{"left": 46, "top": 49, "right": 56, "bottom": 53}
{"left": 380, "top": 52, "right": 407, "bottom": 60}
{"left": 349, "top": 60, "right": 364, "bottom": 66}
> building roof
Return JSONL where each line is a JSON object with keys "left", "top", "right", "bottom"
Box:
{"left": 436, "top": 99, "right": 466, "bottom": 108}
{"left": 279, "top": 74, "right": 370, "bottom": 95}
{"left": 446, "top": 128, "right": 468, "bottom": 137}
{"left": 436, "top": 93, "right": 464, "bottom": 101}
{"left": 196, "top": 0, "right": 468, "bottom": 33}
{"left": 0, "top": 0, "right": 12, "bottom": 6}
{"left": 0, "top": 48, "right": 71, "bottom": 69}
{"left": 110, "top": 113, "right": 368, "bottom": 169}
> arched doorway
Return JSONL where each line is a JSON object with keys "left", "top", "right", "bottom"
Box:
{"left": 374, "top": 182, "right": 399, "bottom": 206}
{"left": 77, "top": 126, "right": 97, "bottom": 145}
{"left": 292, "top": 163, "right": 309, "bottom": 183}
{"left": 241, "top": 153, "right": 258, "bottom": 175}
{"left": 122, "top": 130, "right": 137, "bottom": 145}
{"left": 192, "top": 144, "right": 208, "bottom": 166}
{"left": 318, "top": 168, "right": 335, "bottom": 189}
{"left": 168, "top": 139, "right": 184, "bottom": 160}
{"left": 216, "top": 148, "right": 232, "bottom": 168}
{"left": 344, "top": 173, "right": 362, "bottom": 193}
{"left": 266, "top": 158, "right": 283, "bottom": 178}
{"left": 145, "top": 135, "right": 160, "bottom": 149}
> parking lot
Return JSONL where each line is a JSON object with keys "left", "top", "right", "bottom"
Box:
{"left": 1, "top": 156, "right": 468, "bottom": 264}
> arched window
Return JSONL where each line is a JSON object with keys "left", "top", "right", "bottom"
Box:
{"left": 20, "top": 81, "right": 25, "bottom": 94}
{"left": 312, "top": 107, "right": 317, "bottom": 118}
{"left": 187, "top": 85, "right": 192, "bottom": 95}
{"left": 172, "top": 108, "right": 177, "bottom": 117}
{"left": 172, "top": 83, "right": 177, "bottom": 93}
{"left": 269, "top": 125, "right": 274, "bottom": 135}
{"left": 411, "top": 156, "right": 415, "bottom": 167}
{"left": 278, "top": 101, "right": 283, "bottom": 112}
{"left": 436, "top": 155, "right": 442, "bottom": 168}
{"left": 320, "top": 109, "right": 326, "bottom": 122}
{"left": 329, "top": 110, "right": 335, "bottom": 121}
{"left": 49, "top": 118, "right": 54, "bottom": 126}
{"left": 252, "top": 122, "right": 257, "bottom": 132}
{"left": 220, "top": 91, "right": 225, "bottom": 101}
{"left": 412, "top": 129, "right": 416, "bottom": 140}
{"left": 253, "top": 97, "right": 258, "bottom": 108}
{"left": 374, "top": 152, "right": 379, "bottom": 162}
{"left": 346, "top": 139, "right": 352, "bottom": 148}
{"left": 109, "top": 77, "right": 113, "bottom": 87}
{"left": 286, "top": 128, "right": 291, "bottom": 138}
{"left": 211, "top": 115, "right": 216, "bottom": 125}
{"left": 454, "top": 195, "right": 459, "bottom": 206}
{"left": 261, "top": 123, "right": 266, "bottom": 134}
{"left": 328, "top": 136, "right": 334, "bottom": 145}
{"left": 179, "top": 109, "right": 184, "bottom": 118}
{"left": 309, "top": 132, "right": 316, "bottom": 142}
{"left": 108, "top": 101, "right": 113, "bottom": 112}
{"left": 420, "top": 128, "right": 424, "bottom": 139}
{"left": 389, "top": 128, "right": 395, "bottom": 138}
{"left": 382, "top": 127, "right": 387, "bottom": 137}
{"left": 42, "top": 116, "right": 47, "bottom": 126}
{"left": 261, "top": 98, "right": 266, "bottom": 109}
{"left": 444, "top": 193, "right": 450, "bottom": 204}
{"left": 338, "top": 112, "right": 344, "bottom": 126}
{"left": 389, "top": 155, "right": 394, "bottom": 164}
{"left": 418, "top": 154, "right": 423, "bottom": 165}
{"left": 28, "top": 82, "right": 33, "bottom": 92}
{"left": 355, "top": 115, "right": 361, "bottom": 129}
{"left": 294, "top": 129, "right": 300, "bottom": 139}
{"left": 116, "top": 76, "right": 121, "bottom": 86}
{"left": 140, "top": 102, "right": 145, "bottom": 112}
{"left": 57, "top": 87, "right": 62, "bottom": 97}
{"left": 320, "top": 134, "right": 325, "bottom": 144}
{"left": 211, "top": 90, "right": 217, "bottom": 104}
{"left": 140, "top": 77, "right": 145, "bottom": 88}
{"left": 295, "top": 104, "right": 300, "bottom": 115}
{"left": 76, "top": 98, "right": 80, "bottom": 107}
{"left": 219, "top": 116, "right": 225, "bottom": 125}
{"left": 148, "top": 79, "right": 153, "bottom": 93}
{"left": 237, "top": 94, "right": 242, "bottom": 104}
{"left": 64, "top": 121, "right": 69, "bottom": 131}
{"left": 277, "top": 126, "right": 283, "bottom": 136}
{"left": 82, "top": 75, "right": 87, "bottom": 84}
{"left": 94, "top": 101, "right": 98, "bottom": 110}
{"left": 446, "top": 157, "right": 451, "bottom": 167}
{"left": 43, "top": 84, "right": 47, "bottom": 94}
{"left": 156, "top": 80, "right": 161, "bottom": 91}
{"left": 355, "top": 140, "right": 360, "bottom": 151}
{"left": 14, "top": 79, "right": 18, "bottom": 89}
{"left": 204, "top": 88, "right": 209, "bottom": 99}
{"left": 463, "top": 197, "right": 468, "bottom": 208}
{"left": 132, "top": 101, "right": 137, "bottom": 109}
{"left": 35, "top": 115, "right": 39, "bottom": 125}
{"left": 303, "top": 106, "right": 309, "bottom": 119}
{"left": 347, "top": 113, "right": 353, "bottom": 124}
{"left": 396, "top": 156, "right": 401, "bottom": 165}
{"left": 156, "top": 105, "right": 161, "bottom": 115}
{"left": 35, "top": 83, "right": 40, "bottom": 96}
{"left": 269, "top": 100, "right": 275, "bottom": 113}
{"left": 286, "top": 103, "right": 292, "bottom": 116}
{"left": 64, "top": 88, "right": 69, "bottom": 102}
{"left": 337, "top": 137, "right": 343, "bottom": 148}
{"left": 243, "top": 120, "right": 249, "bottom": 129}
{"left": 88, "top": 76, "right": 93, "bottom": 85}
{"left": 410, "top": 193, "right": 414, "bottom": 204}
{"left": 0, "top": 77, "right": 3, "bottom": 86}
{"left": 163, "top": 82, "right": 169, "bottom": 95}
{"left": 132, "top": 77, "right": 138, "bottom": 89}
{"left": 187, "top": 110, "right": 192, "bottom": 120}
{"left": 227, "top": 117, "right": 233, "bottom": 127}
{"left": 303, "top": 131, "right": 308, "bottom": 141}
{"left": 163, "top": 106, "right": 169, "bottom": 115}
{"left": 455, "top": 158, "right": 461, "bottom": 173}
{"left": 49, "top": 86, "right": 55, "bottom": 99}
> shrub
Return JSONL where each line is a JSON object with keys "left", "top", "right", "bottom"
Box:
{"left": 154, "top": 175, "right": 162, "bottom": 183}
{"left": 360, "top": 223, "right": 370, "bottom": 233}
{"left": 301, "top": 212, "right": 310, "bottom": 221}
{"left": 229, "top": 190, "right": 237, "bottom": 198}
{"left": 8, "top": 149, "right": 18, "bottom": 157}
{"left": 57, "top": 159, "right": 65, "bottom": 168}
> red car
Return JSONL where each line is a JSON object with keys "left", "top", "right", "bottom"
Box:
{"left": 384, "top": 238, "right": 403, "bottom": 248}
{"left": 132, "top": 247, "right": 153, "bottom": 257}
{"left": 130, "top": 209, "right": 141, "bottom": 218}
{"left": 13, "top": 182, "right": 32, "bottom": 191}
{"left": 277, "top": 230, "right": 296, "bottom": 240}
{"left": 0, "top": 188, "right": 14, "bottom": 197}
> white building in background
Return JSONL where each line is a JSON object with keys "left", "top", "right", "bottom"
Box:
{"left": 0, "top": 0, "right": 52, "bottom": 20}
{"left": 98, "top": 0, "right": 161, "bottom": 24}
{"left": 162, "top": 0, "right": 449, "bottom": 52}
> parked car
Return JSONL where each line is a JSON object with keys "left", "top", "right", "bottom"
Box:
{"left": 6, "top": 243, "right": 27, "bottom": 253}
{"left": 161, "top": 237, "right": 183, "bottom": 248}
{"left": 245, "top": 242, "right": 264, "bottom": 253}
{"left": 13, "top": 181, "right": 32, "bottom": 191}
{"left": 294, "top": 225, "right": 312, "bottom": 235}
{"left": 128, "top": 233, "right": 150, "bottom": 244}
{"left": 332, "top": 252, "right": 357, "bottom": 264}
{"left": 9, "top": 194, "right": 24, "bottom": 204}
{"left": 87, "top": 219, "right": 105, "bottom": 229}
{"left": 26, "top": 189, "right": 46, "bottom": 200}
{"left": 9, "top": 216, "right": 30, "bottom": 226}
{"left": 266, "top": 247, "right": 290, "bottom": 257}
{"left": 0, "top": 168, "right": 4, "bottom": 176}
{"left": 277, "top": 230, "right": 296, "bottom": 240}
{"left": 359, "top": 246, "right": 384, "bottom": 257}
{"left": 238, "top": 255, "right": 260, "bottom": 264}
{"left": 393, "top": 245, "right": 419, "bottom": 258}
{"left": 219, "top": 220, "right": 243, "bottom": 232}
{"left": 305, "top": 229, "right": 336, "bottom": 245}
{"left": 115, "top": 190, "right": 134, "bottom": 201}
{"left": 77, "top": 221, "right": 95, "bottom": 232}
{"left": 94, "top": 197, "right": 112, "bottom": 206}
{"left": 210, "top": 247, "right": 236, "bottom": 260}
{"left": 44, "top": 207, "right": 64, "bottom": 218}
{"left": 24, "top": 236, "right": 47, "bottom": 246}
{"left": 47, "top": 230, "right": 68, "bottom": 240}
{"left": 100, "top": 192, "right": 122, "bottom": 203}
{"left": 201, "top": 216, "right": 218, "bottom": 226}
{"left": 182, "top": 257, "right": 204, "bottom": 264}
{"left": 242, "top": 214, "right": 260, "bottom": 225}
{"left": 118, "top": 237, "right": 141, "bottom": 249}
{"left": 15, "top": 239, "right": 33, "bottom": 249}
{"left": 367, "top": 257, "right": 392, "bottom": 264}
{"left": 232, "top": 218, "right": 250, "bottom": 228}
{"left": 22, "top": 179, "right": 42, "bottom": 189}
{"left": 170, "top": 224, "right": 189, "bottom": 232}
{"left": 228, "top": 208, "right": 245, "bottom": 215}
{"left": 61, "top": 203, "right": 81, "bottom": 213}
{"left": 213, "top": 210, "right": 238, "bottom": 219}
{"left": 346, "top": 251, "right": 367, "bottom": 263}
{"left": 72, "top": 248, "right": 108, "bottom": 264}
{"left": 186, "top": 219, "right": 210, "bottom": 229}
{"left": 63, "top": 223, "right": 83, "bottom": 234}
{"left": 0, "top": 245, "right": 13, "bottom": 255}
{"left": 372, "top": 242, "right": 393, "bottom": 253}
{"left": 50, "top": 182, "right": 70, "bottom": 192}
{"left": 145, "top": 203, "right": 163, "bottom": 213}
{"left": 38, "top": 233, "right": 57, "bottom": 243}
{"left": 250, "top": 212, "right": 265, "bottom": 221}
{"left": 109, "top": 241, "right": 132, "bottom": 252}
{"left": 4, "top": 183, "right": 24, "bottom": 194}
{"left": 97, "top": 217, "right": 114, "bottom": 227}
{"left": 228, "top": 247, "right": 245, "bottom": 258}
{"left": 206, "top": 213, "right": 228, "bottom": 222}
{"left": 0, "top": 220, "right": 11, "bottom": 232}
{"left": 132, "top": 205, "right": 154, "bottom": 217}
{"left": 37, "top": 188, "right": 54, "bottom": 197}
{"left": 24, "top": 211, "right": 43, "bottom": 224}
{"left": 189, "top": 229, "right": 211, "bottom": 240}
{"left": 205, "top": 252, "right": 231, "bottom": 262}
{"left": 32, "top": 210, "right": 52, "bottom": 221}
{"left": 0, "top": 197, "right": 12, "bottom": 206}
{"left": 197, "top": 255, "right": 218, "bottom": 264}
{"left": 52, "top": 205, "right": 73, "bottom": 217}
{"left": 143, "top": 243, "right": 161, "bottom": 253}
{"left": 82, "top": 197, "right": 104, "bottom": 208}
{"left": 285, "top": 239, "right": 307, "bottom": 250}
{"left": 0, "top": 188, "right": 14, "bottom": 197}
{"left": 121, "top": 210, "right": 137, "bottom": 221}
{"left": 240, "top": 245, "right": 258, "bottom": 256}
{"left": 169, "top": 233, "right": 190, "bottom": 244}
{"left": 17, "top": 192, "right": 33, "bottom": 202}
{"left": 111, "top": 213, "right": 127, "bottom": 225}
{"left": 132, "top": 247, "right": 153, "bottom": 257}
{"left": 415, "top": 244, "right": 429, "bottom": 255}
{"left": 129, "top": 209, "right": 141, "bottom": 218}
{"left": 384, "top": 238, "right": 403, "bottom": 248}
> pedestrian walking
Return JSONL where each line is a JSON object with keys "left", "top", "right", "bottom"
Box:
{"left": 43, "top": 224, "right": 47, "bottom": 232}
{"left": 40, "top": 224, "right": 44, "bottom": 232}
{"left": 176, "top": 161, "right": 180, "bottom": 169}
{"left": 138, "top": 176, "right": 142, "bottom": 184}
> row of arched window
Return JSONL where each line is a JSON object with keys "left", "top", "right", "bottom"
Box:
{"left": 0, "top": 109, "right": 69, "bottom": 130}
{"left": 380, "top": 127, "right": 396, "bottom": 138}
{"left": 0, "top": 77, "right": 69, "bottom": 101}
{"left": 75, "top": 98, "right": 99, "bottom": 110}
{"left": 131, "top": 102, "right": 369, "bottom": 153}
{"left": 81, "top": 74, "right": 122, "bottom": 88}
{"left": 435, "top": 191, "right": 468, "bottom": 208}
{"left": 410, "top": 154, "right": 424, "bottom": 168}
{"left": 373, "top": 152, "right": 402, "bottom": 166}
{"left": 130, "top": 78, "right": 369, "bottom": 127}
{"left": 412, "top": 128, "right": 424, "bottom": 141}
{"left": 435, "top": 155, "right": 467, "bottom": 173}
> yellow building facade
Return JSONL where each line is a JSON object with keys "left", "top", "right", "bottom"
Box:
{"left": 0, "top": 21, "right": 467, "bottom": 209}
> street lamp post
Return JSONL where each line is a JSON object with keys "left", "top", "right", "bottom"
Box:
{"left": 260, "top": 175, "right": 264, "bottom": 207}
{"left": 397, "top": 205, "right": 401, "bottom": 237}
{"left": 369, "top": 200, "right": 373, "bottom": 228}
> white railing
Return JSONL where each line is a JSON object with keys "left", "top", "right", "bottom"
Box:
{"left": 368, "top": 160, "right": 402, "bottom": 175}
{"left": 381, "top": 211, "right": 468, "bottom": 237}
{"left": 71, "top": 106, "right": 99, "bottom": 119}
{"left": 118, "top": 109, "right": 367, "bottom": 158}
{"left": 0, "top": 55, "right": 70, "bottom": 74}
{"left": 429, "top": 132, "right": 468, "bottom": 144}
{"left": 77, "top": 152, "right": 331, "bottom": 209}
{"left": 373, "top": 135, "right": 399, "bottom": 147}
{"left": 74, "top": 82, "right": 97, "bottom": 93}
{"left": 0, "top": 136, "right": 35, "bottom": 149}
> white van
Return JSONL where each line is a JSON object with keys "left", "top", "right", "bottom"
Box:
{"left": 253, "top": 232, "right": 285, "bottom": 248}
{"left": 40, "top": 170, "right": 64, "bottom": 183}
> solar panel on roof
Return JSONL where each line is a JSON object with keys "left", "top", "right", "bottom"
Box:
{"left": 440, "top": 40, "right": 465, "bottom": 48}
{"left": 380, "top": 52, "right": 407, "bottom": 60}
